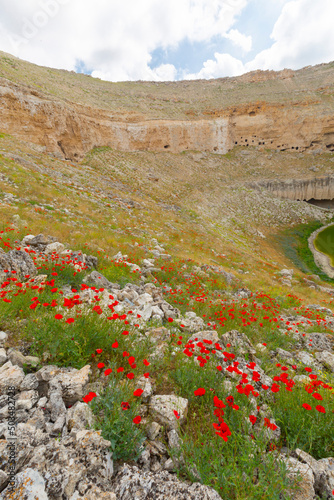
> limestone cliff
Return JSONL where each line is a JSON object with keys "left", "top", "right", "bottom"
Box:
{"left": 0, "top": 54, "right": 334, "bottom": 160}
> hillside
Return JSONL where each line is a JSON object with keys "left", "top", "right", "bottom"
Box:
{"left": 0, "top": 52, "right": 334, "bottom": 500}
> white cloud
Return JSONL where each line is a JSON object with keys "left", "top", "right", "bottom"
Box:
{"left": 225, "top": 29, "right": 252, "bottom": 53}
{"left": 245, "top": 0, "right": 334, "bottom": 71}
{"left": 0, "top": 0, "right": 333, "bottom": 82}
{"left": 183, "top": 0, "right": 334, "bottom": 80}
{"left": 184, "top": 52, "right": 245, "bottom": 79}
{"left": 0, "top": 0, "right": 247, "bottom": 81}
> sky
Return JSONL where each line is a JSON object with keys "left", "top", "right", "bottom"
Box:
{"left": 0, "top": 0, "right": 333, "bottom": 82}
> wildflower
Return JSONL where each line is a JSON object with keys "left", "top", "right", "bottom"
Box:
{"left": 312, "top": 393, "right": 323, "bottom": 401}
{"left": 316, "top": 405, "right": 326, "bottom": 413}
{"left": 122, "top": 330, "right": 129, "bottom": 335}
{"left": 112, "top": 341, "right": 118, "bottom": 348}
{"left": 97, "top": 362, "right": 105, "bottom": 369}
{"left": 168, "top": 318, "right": 174, "bottom": 323}
{"left": 127, "top": 373, "right": 134, "bottom": 380}
{"left": 144, "top": 373, "right": 150, "bottom": 378}
{"left": 96, "top": 349, "right": 103, "bottom": 354}
{"left": 117, "top": 367, "right": 124, "bottom": 373}
{"left": 143, "top": 359, "right": 150, "bottom": 366}
{"left": 133, "top": 388, "right": 144, "bottom": 397}
{"left": 194, "top": 388, "right": 206, "bottom": 396}
{"left": 121, "top": 402, "right": 130, "bottom": 410}
{"left": 55, "top": 314, "right": 63, "bottom": 320}
{"left": 66, "top": 318, "right": 75, "bottom": 324}
{"left": 133, "top": 416, "right": 141, "bottom": 424}
{"left": 249, "top": 415, "right": 257, "bottom": 425}
{"left": 83, "top": 392, "right": 97, "bottom": 403}
{"left": 302, "top": 403, "right": 312, "bottom": 410}
{"left": 271, "top": 383, "right": 280, "bottom": 393}
{"left": 174, "top": 410, "right": 180, "bottom": 419}
{"left": 104, "top": 368, "right": 112, "bottom": 376}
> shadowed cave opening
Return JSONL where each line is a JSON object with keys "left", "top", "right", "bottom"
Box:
{"left": 305, "top": 198, "right": 334, "bottom": 209}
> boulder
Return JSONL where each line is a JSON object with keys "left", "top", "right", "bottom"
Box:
{"left": 149, "top": 395, "right": 188, "bottom": 430}
{"left": 0, "top": 467, "right": 48, "bottom": 500}
{"left": 0, "top": 249, "right": 37, "bottom": 283}
{"left": 111, "top": 464, "right": 221, "bottom": 499}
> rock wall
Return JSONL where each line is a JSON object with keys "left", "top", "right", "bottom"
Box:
{"left": 249, "top": 176, "right": 334, "bottom": 202}
{"left": 0, "top": 77, "right": 333, "bottom": 161}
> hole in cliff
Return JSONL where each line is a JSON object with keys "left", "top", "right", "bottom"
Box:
{"left": 235, "top": 142, "right": 238, "bottom": 145}
{"left": 164, "top": 145, "right": 170, "bottom": 149}
{"left": 306, "top": 198, "right": 334, "bottom": 209}
{"left": 249, "top": 111, "right": 256, "bottom": 116}
{"left": 213, "top": 147, "right": 218, "bottom": 151}
{"left": 326, "top": 144, "right": 334, "bottom": 151}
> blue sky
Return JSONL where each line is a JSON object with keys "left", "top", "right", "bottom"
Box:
{"left": 0, "top": 0, "right": 333, "bottom": 81}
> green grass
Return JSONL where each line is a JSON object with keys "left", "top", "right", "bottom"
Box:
{"left": 314, "top": 224, "right": 334, "bottom": 266}
{"left": 273, "top": 219, "right": 334, "bottom": 284}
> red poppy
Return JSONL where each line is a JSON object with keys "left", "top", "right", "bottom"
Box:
{"left": 312, "top": 393, "right": 323, "bottom": 401}
{"left": 194, "top": 388, "right": 206, "bottom": 396}
{"left": 133, "top": 388, "right": 144, "bottom": 397}
{"left": 302, "top": 403, "right": 312, "bottom": 410}
{"left": 83, "top": 392, "right": 97, "bottom": 403}
{"left": 97, "top": 362, "right": 105, "bottom": 369}
{"left": 144, "top": 373, "right": 150, "bottom": 378}
{"left": 121, "top": 401, "right": 130, "bottom": 410}
{"left": 104, "top": 368, "right": 112, "bottom": 376}
{"left": 55, "top": 314, "right": 63, "bottom": 320}
{"left": 143, "top": 359, "right": 150, "bottom": 366}
{"left": 173, "top": 410, "right": 180, "bottom": 419}
{"left": 96, "top": 349, "right": 103, "bottom": 354}
{"left": 112, "top": 341, "right": 118, "bottom": 348}
{"left": 271, "top": 383, "right": 280, "bottom": 393}
{"left": 249, "top": 415, "right": 257, "bottom": 425}
{"left": 316, "top": 405, "right": 326, "bottom": 413}
{"left": 66, "top": 318, "right": 75, "bottom": 324}
{"left": 122, "top": 330, "right": 129, "bottom": 335}
{"left": 126, "top": 373, "right": 134, "bottom": 380}
{"left": 117, "top": 367, "right": 124, "bottom": 373}
{"left": 133, "top": 416, "right": 141, "bottom": 424}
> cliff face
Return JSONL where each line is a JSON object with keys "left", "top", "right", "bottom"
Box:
{"left": 249, "top": 176, "right": 334, "bottom": 201}
{"left": 0, "top": 58, "right": 334, "bottom": 160}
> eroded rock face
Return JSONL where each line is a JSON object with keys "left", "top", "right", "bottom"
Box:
{"left": 1, "top": 63, "right": 334, "bottom": 161}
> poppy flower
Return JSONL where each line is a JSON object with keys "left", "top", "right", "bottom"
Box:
{"left": 122, "top": 330, "right": 129, "bottom": 335}
{"left": 127, "top": 373, "right": 134, "bottom": 380}
{"left": 194, "top": 388, "right": 206, "bottom": 396}
{"left": 97, "top": 362, "right": 105, "bottom": 369}
{"left": 144, "top": 373, "right": 150, "bottom": 378}
{"left": 82, "top": 392, "right": 97, "bottom": 403}
{"left": 173, "top": 410, "right": 180, "bottom": 419}
{"left": 121, "top": 401, "right": 130, "bottom": 410}
{"left": 66, "top": 318, "right": 75, "bottom": 324}
{"left": 55, "top": 314, "right": 63, "bottom": 320}
{"left": 302, "top": 403, "right": 312, "bottom": 410}
{"left": 143, "top": 359, "right": 150, "bottom": 366}
{"left": 316, "top": 405, "right": 326, "bottom": 413}
{"left": 168, "top": 318, "right": 174, "bottom": 322}
{"left": 117, "top": 367, "right": 124, "bottom": 373}
{"left": 112, "top": 341, "right": 118, "bottom": 348}
{"left": 249, "top": 415, "right": 257, "bottom": 425}
{"left": 271, "top": 383, "right": 280, "bottom": 393}
{"left": 96, "top": 349, "right": 103, "bottom": 354}
{"left": 133, "top": 388, "right": 144, "bottom": 397}
{"left": 104, "top": 368, "right": 112, "bottom": 376}
{"left": 312, "top": 393, "right": 323, "bottom": 401}
{"left": 133, "top": 416, "right": 141, "bottom": 424}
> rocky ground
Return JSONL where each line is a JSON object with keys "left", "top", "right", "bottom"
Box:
{"left": 0, "top": 234, "right": 333, "bottom": 499}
